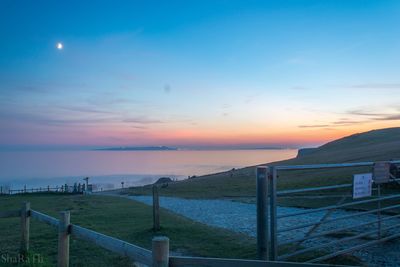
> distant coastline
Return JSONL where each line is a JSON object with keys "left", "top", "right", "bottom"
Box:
{"left": 94, "top": 146, "right": 296, "bottom": 151}
{"left": 94, "top": 146, "right": 178, "bottom": 151}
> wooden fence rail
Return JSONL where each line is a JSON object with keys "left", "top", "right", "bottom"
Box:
{"left": 71, "top": 224, "right": 153, "bottom": 265}
{"left": 0, "top": 202, "right": 347, "bottom": 267}
{"left": 169, "top": 256, "right": 336, "bottom": 267}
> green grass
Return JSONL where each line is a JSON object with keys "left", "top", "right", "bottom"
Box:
{"left": 0, "top": 194, "right": 256, "bottom": 266}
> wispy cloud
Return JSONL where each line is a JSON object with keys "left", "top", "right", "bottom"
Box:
{"left": 300, "top": 106, "right": 400, "bottom": 129}
{"left": 373, "top": 114, "right": 400, "bottom": 121}
{"left": 86, "top": 95, "right": 136, "bottom": 107}
{"left": 347, "top": 109, "right": 386, "bottom": 116}
{"left": 350, "top": 83, "right": 400, "bottom": 89}
{"left": 346, "top": 107, "right": 400, "bottom": 121}
{"left": 298, "top": 118, "right": 367, "bottom": 129}
{"left": 332, "top": 119, "right": 365, "bottom": 125}
{"left": 298, "top": 124, "right": 330, "bottom": 128}
{"left": 58, "top": 106, "right": 113, "bottom": 114}
{"left": 1, "top": 98, "right": 166, "bottom": 128}
{"left": 130, "top": 125, "right": 148, "bottom": 129}
{"left": 0, "top": 112, "right": 113, "bottom": 126}
{"left": 123, "top": 117, "right": 164, "bottom": 124}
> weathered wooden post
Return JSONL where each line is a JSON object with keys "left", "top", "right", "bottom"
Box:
{"left": 153, "top": 185, "right": 160, "bottom": 231}
{"left": 377, "top": 184, "right": 382, "bottom": 239}
{"left": 256, "top": 166, "right": 269, "bottom": 260}
{"left": 20, "top": 202, "right": 30, "bottom": 255}
{"left": 58, "top": 211, "right": 70, "bottom": 267}
{"left": 152, "top": 236, "right": 169, "bottom": 267}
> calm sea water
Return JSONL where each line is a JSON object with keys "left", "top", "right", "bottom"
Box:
{"left": 0, "top": 149, "right": 297, "bottom": 190}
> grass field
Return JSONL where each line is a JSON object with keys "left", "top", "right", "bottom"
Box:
{"left": 0, "top": 193, "right": 256, "bottom": 267}
{"left": 0, "top": 193, "right": 364, "bottom": 266}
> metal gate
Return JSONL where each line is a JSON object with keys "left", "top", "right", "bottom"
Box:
{"left": 256, "top": 160, "right": 400, "bottom": 263}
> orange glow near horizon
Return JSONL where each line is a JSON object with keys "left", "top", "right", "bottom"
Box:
{"left": 13, "top": 119, "right": 395, "bottom": 148}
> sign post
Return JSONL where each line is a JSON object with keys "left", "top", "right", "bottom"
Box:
{"left": 373, "top": 162, "right": 390, "bottom": 184}
{"left": 372, "top": 161, "right": 390, "bottom": 239}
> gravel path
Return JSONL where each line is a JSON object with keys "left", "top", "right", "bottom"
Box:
{"left": 130, "top": 195, "right": 400, "bottom": 267}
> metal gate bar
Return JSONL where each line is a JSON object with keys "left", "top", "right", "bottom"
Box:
{"left": 280, "top": 222, "right": 400, "bottom": 260}
{"left": 279, "top": 203, "right": 400, "bottom": 233}
{"left": 307, "top": 232, "right": 400, "bottom": 263}
{"left": 279, "top": 212, "right": 400, "bottom": 246}
{"left": 278, "top": 194, "right": 400, "bottom": 219}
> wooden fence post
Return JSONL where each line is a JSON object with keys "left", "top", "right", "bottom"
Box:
{"left": 153, "top": 185, "right": 160, "bottom": 231}
{"left": 152, "top": 236, "right": 169, "bottom": 267}
{"left": 20, "top": 202, "right": 30, "bottom": 255}
{"left": 256, "top": 166, "right": 269, "bottom": 260}
{"left": 58, "top": 211, "right": 70, "bottom": 267}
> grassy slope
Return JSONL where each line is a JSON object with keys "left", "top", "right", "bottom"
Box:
{"left": 286, "top": 127, "right": 400, "bottom": 164}
{"left": 127, "top": 127, "right": 400, "bottom": 200}
{"left": 0, "top": 194, "right": 256, "bottom": 267}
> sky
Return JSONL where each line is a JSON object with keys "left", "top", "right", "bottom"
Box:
{"left": 1, "top": 0, "right": 400, "bottom": 149}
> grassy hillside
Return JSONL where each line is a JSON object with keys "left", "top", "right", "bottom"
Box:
{"left": 285, "top": 127, "right": 400, "bottom": 164}
{"left": 126, "top": 127, "right": 400, "bottom": 200}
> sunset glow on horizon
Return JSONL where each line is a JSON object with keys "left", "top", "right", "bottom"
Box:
{"left": 1, "top": 1, "right": 400, "bottom": 149}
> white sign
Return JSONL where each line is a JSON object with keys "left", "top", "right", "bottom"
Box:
{"left": 353, "top": 173, "right": 372, "bottom": 199}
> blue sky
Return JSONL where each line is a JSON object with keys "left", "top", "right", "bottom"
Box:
{"left": 1, "top": 0, "right": 400, "bottom": 148}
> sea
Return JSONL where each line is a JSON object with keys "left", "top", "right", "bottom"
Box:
{"left": 0, "top": 149, "right": 297, "bottom": 191}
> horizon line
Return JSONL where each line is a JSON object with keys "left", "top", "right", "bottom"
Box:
{"left": 0, "top": 144, "right": 312, "bottom": 152}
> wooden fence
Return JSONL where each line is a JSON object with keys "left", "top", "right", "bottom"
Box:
{"left": 0, "top": 202, "right": 347, "bottom": 267}
{"left": 1, "top": 184, "right": 85, "bottom": 195}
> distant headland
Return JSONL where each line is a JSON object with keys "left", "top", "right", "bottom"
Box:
{"left": 95, "top": 146, "right": 178, "bottom": 151}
